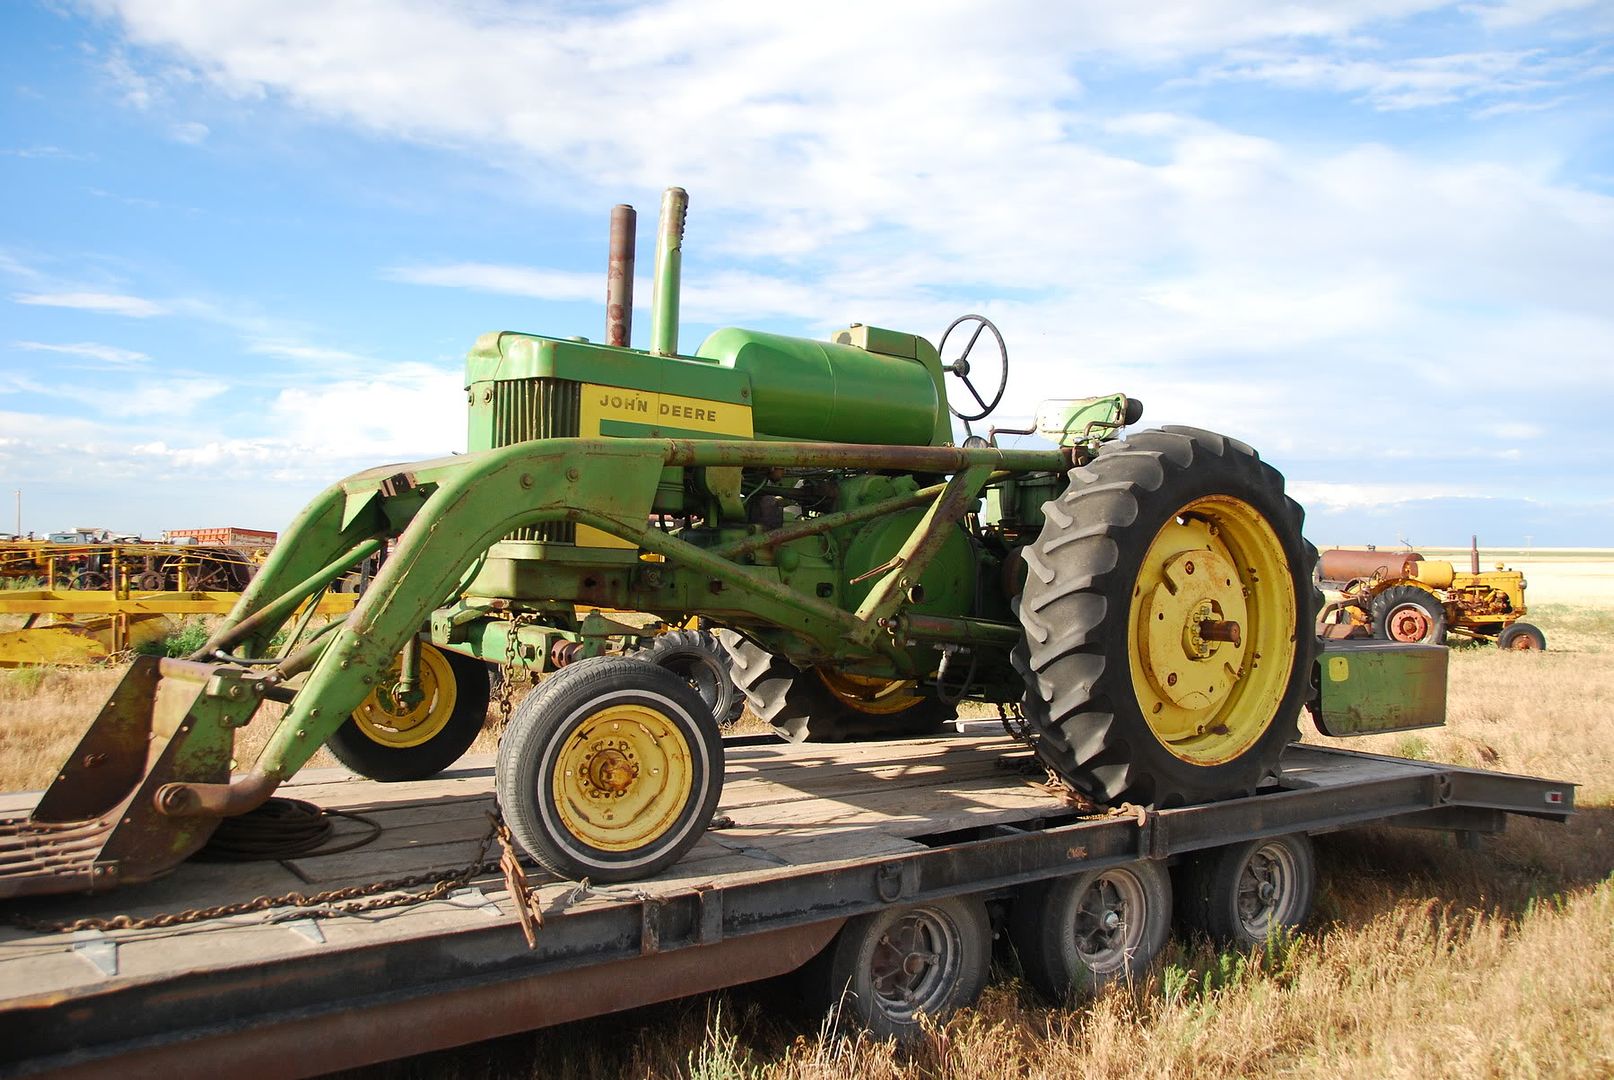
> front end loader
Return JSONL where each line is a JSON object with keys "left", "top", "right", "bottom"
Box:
{"left": 1, "top": 190, "right": 1320, "bottom": 897}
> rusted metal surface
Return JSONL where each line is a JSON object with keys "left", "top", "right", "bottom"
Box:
{"left": 606, "top": 203, "right": 636, "bottom": 348}
{"left": 1317, "top": 548, "right": 1423, "bottom": 584}
{"left": 659, "top": 437, "right": 1065, "bottom": 475}
{"left": 1384, "top": 603, "right": 1434, "bottom": 643}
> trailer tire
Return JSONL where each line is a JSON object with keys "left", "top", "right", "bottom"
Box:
{"left": 1497, "top": 622, "right": 1546, "bottom": 651}
{"left": 1177, "top": 833, "right": 1315, "bottom": 948}
{"left": 1010, "top": 860, "right": 1172, "bottom": 1000}
{"left": 719, "top": 631, "right": 955, "bottom": 742}
{"left": 807, "top": 894, "right": 992, "bottom": 1041}
{"left": 1014, "top": 426, "right": 1320, "bottom": 807}
{"left": 329, "top": 643, "right": 489, "bottom": 782}
{"left": 1372, "top": 585, "right": 1447, "bottom": 645}
{"left": 496, "top": 657, "right": 723, "bottom": 882}
{"left": 636, "top": 630, "right": 746, "bottom": 727}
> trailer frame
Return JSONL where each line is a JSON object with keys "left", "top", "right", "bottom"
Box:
{"left": 0, "top": 730, "right": 1575, "bottom": 1078}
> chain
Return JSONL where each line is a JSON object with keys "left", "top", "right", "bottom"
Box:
{"left": 996, "top": 701, "right": 1097, "bottom": 811}
{"left": 494, "top": 611, "right": 538, "bottom": 727}
{"left": 6, "top": 813, "right": 507, "bottom": 936}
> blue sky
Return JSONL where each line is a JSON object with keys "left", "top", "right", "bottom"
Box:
{"left": 2, "top": 0, "right": 1611, "bottom": 547}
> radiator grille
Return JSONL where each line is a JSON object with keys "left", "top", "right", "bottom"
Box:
{"left": 493, "top": 378, "right": 580, "bottom": 543}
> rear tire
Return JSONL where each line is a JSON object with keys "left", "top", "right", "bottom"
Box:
{"left": 329, "top": 643, "right": 489, "bottom": 782}
{"left": 1177, "top": 833, "right": 1316, "bottom": 947}
{"left": 806, "top": 894, "right": 992, "bottom": 1041}
{"left": 496, "top": 657, "right": 723, "bottom": 882}
{"left": 719, "top": 631, "right": 955, "bottom": 742}
{"left": 1496, "top": 621, "right": 1546, "bottom": 651}
{"left": 1372, "top": 585, "right": 1447, "bottom": 645}
{"left": 1015, "top": 427, "right": 1319, "bottom": 808}
{"left": 1010, "top": 860, "right": 1172, "bottom": 1000}
{"left": 636, "top": 630, "right": 746, "bottom": 727}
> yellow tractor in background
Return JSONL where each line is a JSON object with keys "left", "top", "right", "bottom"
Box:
{"left": 1317, "top": 539, "right": 1545, "bottom": 650}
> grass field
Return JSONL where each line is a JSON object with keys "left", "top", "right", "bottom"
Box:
{"left": 2, "top": 590, "right": 1611, "bottom": 1077}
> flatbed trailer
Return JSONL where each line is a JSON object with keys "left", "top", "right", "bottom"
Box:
{"left": 0, "top": 727, "right": 1574, "bottom": 1078}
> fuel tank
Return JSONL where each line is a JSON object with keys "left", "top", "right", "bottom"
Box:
{"left": 1317, "top": 548, "right": 1424, "bottom": 583}
{"left": 696, "top": 327, "right": 945, "bottom": 446}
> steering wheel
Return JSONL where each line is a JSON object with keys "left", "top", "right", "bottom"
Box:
{"left": 938, "top": 314, "right": 1009, "bottom": 422}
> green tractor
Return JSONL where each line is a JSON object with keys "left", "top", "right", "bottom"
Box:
{"left": 0, "top": 190, "right": 1318, "bottom": 896}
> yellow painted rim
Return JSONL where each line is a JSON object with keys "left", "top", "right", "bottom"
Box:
{"left": 552, "top": 703, "right": 694, "bottom": 852}
{"left": 1126, "top": 494, "right": 1296, "bottom": 765}
{"left": 815, "top": 669, "right": 925, "bottom": 716}
{"left": 353, "top": 643, "right": 458, "bottom": 749}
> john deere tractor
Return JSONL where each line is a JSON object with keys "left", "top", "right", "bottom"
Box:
{"left": 0, "top": 190, "right": 1318, "bottom": 897}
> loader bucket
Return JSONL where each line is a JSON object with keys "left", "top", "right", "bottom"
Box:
{"left": 0, "top": 655, "right": 258, "bottom": 899}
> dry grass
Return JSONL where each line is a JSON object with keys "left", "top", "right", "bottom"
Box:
{"left": 3, "top": 604, "right": 1612, "bottom": 1076}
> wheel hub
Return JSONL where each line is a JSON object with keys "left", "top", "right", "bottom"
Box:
{"left": 582, "top": 745, "right": 639, "bottom": 796}
{"left": 552, "top": 705, "right": 694, "bottom": 851}
{"left": 1139, "top": 547, "right": 1247, "bottom": 712}
{"left": 354, "top": 646, "right": 456, "bottom": 748}
{"left": 1387, "top": 605, "right": 1432, "bottom": 642}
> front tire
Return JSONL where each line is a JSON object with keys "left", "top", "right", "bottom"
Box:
{"left": 329, "top": 643, "right": 489, "bottom": 782}
{"left": 496, "top": 657, "right": 723, "bottom": 882}
{"left": 1497, "top": 621, "right": 1546, "bottom": 651}
{"left": 1015, "top": 427, "right": 1319, "bottom": 808}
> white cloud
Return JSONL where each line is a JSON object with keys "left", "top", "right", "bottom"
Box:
{"left": 246, "top": 340, "right": 375, "bottom": 365}
{"left": 385, "top": 263, "right": 598, "bottom": 303}
{"left": 168, "top": 120, "right": 210, "bottom": 144}
{"left": 40, "top": 0, "right": 1614, "bottom": 538}
{"left": 13, "top": 291, "right": 168, "bottom": 317}
{"left": 1288, "top": 481, "right": 1492, "bottom": 511}
{"left": 12, "top": 341, "right": 151, "bottom": 365}
{"left": 1187, "top": 47, "right": 1583, "bottom": 111}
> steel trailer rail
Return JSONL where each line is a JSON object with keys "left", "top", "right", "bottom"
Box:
{"left": 0, "top": 732, "right": 1575, "bottom": 1078}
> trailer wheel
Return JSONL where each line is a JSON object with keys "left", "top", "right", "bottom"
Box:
{"left": 635, "top": 630, "right": 746, "bottom": 727}
{"left": 1372, "top": 585, "right": 1447, "bottom": 645}
{"left": 719, "top": 631, "right": 955, "bottom": 741}
{"left": 1177, "top": 833, "right": 1315, "bottom": 947}
{"left": 1010, "top": 860, "right": 1171, "bottom": 1000}
{"left": 1497, "top": 622, "right": 1546, "bottom": 651}
{"left": 808, "top": 894, "right": 992, "bottom": 1041}
{"left": 329, "top": 643, "right": 489, "bottom": 782}
{"left": 1014, "top": 426, "right": 1320, "bottom": 807}
{"left": 496, "top": 657, "right": 723, "bottom": 882}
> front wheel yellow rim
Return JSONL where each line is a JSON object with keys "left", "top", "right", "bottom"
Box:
{"left": 353, "top": 644, "right": 458, "bottom": 749}
{"left": 552, "top": 703, "right": 694, "bottom": 851}
{"left": 1127, "top": 495, "right": 1297, "bottom": 766}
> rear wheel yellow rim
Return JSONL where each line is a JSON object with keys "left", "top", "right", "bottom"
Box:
{"left": 353, "top": 644, "right": 458, "bottom": 749}
{"left": 815, "top": 669, "right": 924, "bottom": 715}
{"left": 552, "top": 703, "right": 694, "bottom": 851}
{"left": 1127, "top": 495, "right": 1296, "bottom": 765}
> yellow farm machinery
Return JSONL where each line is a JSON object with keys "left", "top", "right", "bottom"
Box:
{"left": 1316, "top": 540, "right": 1544, "bottom": 650}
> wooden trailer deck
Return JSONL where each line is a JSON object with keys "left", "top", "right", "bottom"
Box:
{"left": 0, "top": 729, "right": 1575, "bottom": 1077}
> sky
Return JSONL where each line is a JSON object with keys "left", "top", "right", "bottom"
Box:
{"left": 1, "top": 0, "right": 1611, "bottom": 548}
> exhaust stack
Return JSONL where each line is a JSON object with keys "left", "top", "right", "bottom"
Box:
{"left": 605, "top": 204, "right": 636, "bottom": 348}
{"left": 650, "top": 187, "right": 688, "bottom": 356}
{"left": 1471, "top": 535, "right": 1480, "bottom": 575}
